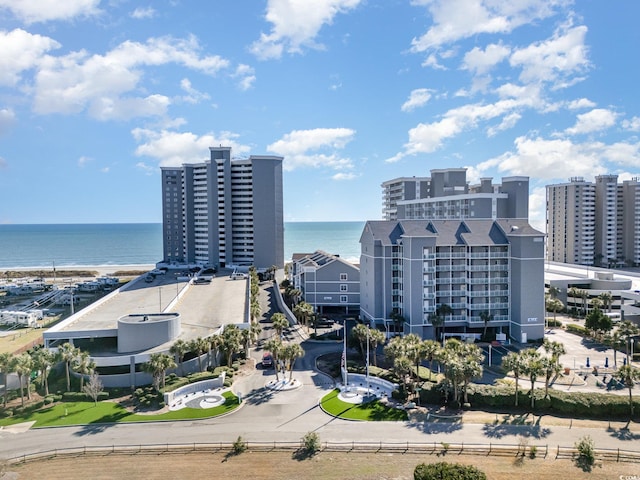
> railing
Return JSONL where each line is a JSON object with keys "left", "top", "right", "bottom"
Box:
{"left": 6, "top": 441, "right": 640, "bottom": 465}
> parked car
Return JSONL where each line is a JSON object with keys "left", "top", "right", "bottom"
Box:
{"left": 262, "top": 352, "right": 273, "bottom": 368}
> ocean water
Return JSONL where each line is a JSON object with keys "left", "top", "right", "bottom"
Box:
{"left": 0, "top": 222, "right": 364, "bottom": 269}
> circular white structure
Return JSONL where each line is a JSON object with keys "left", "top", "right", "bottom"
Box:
{"left": 265, "top": 378, "right": 302, "bottom": 391}
{"left": 338, "top": 386, "right": 378, "bottom": 404}
{"left": 117, "top": 313, "right": 181, "bottom": 353}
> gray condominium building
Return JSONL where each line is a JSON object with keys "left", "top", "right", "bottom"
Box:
{"left": 359, "top": 219, "right": 545, "bottom": 343}
{"left": 382, "top": 168, "right": 529, "bottom": 222}
{"left": 161, "top": 146, "right": 284, "bottom": 269}
{"left": 546, "top": 175, "right": 640, "bottom": 267}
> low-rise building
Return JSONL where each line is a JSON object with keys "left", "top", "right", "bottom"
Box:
{"left": 290, "top": 250, "right": 360, "bottom": 315}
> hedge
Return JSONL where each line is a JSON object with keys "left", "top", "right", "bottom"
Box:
{"left": 566, "top": 323, "right": 588, "bottom": 335}
{"left": 463, "top": 383, "right": 639, "bottom": 419}
{"left": 414, "top": 462, "right": 486, "bottom": 480}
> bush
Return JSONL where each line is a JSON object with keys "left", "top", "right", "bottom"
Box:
{"left": 547, "top": 319, "right": 562, "bottom": 327}
{"left": 414, "top": 462, "right": 487, "bottom": 480}
{"left": 301, "top": 432, "right": 320, "bottom": 454}
{"left": 232, "top": 435, "right": 248, "bottom": 454}
{"left": 566, "top": 323, "right": 588, "bottom": 336}
{"left": 575, "top": 435, "right": 595, "bottom": 471}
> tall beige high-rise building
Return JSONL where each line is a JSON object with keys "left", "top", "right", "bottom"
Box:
{"left": 546, "top": 175, "right": 640, "bottom": 267}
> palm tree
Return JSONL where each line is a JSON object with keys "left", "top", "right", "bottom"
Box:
{"left": 578, "top": 289, "right": 589, "bottom": 316}
{"left": 221, "top": 325, "right": 243, "bottom": 367}
{"left": 542, "top": 338, "right": 566, "bottom": 367}
{"left": 170, "top": 339, "right": 190, "bottom": 376}
{"left": 541, "top": 356, "right": 561, "bottom": 398}
{"left": 502, "top": 351, "right": 524, "bottom": 406}
{"left": 548, "top": 285, "right": 560, "bottom": 299}
{"left": 422, "top": 340, "right": 440, "bottom": 380}
{"left": 249, "top": 321, "right": 262, "bottom": 347}
{"left": 546, "top": 298, "right": 564, "bottom": 324}
{"left": 568, "top": 286, "right": 580, "bottom": 313}
{"left": 521, "top": 349, "right": 543, "bottom": 409}
{"left": 389, "top": 310, "right": 405, "bottom": 336}
{"left": 436, "top": 304, "right": 453, "bottom": 344}
{"left": 604, "top": 331, "right": 624, "bottom": 367}
{"left": 438, "top": 340, "right": 466, "bottom": 405}
{"left": 142, "top": 353, "right": 176, "bottom": 391}
{"left": 58, "top": 342, "right": 80, "bottom": 392}
{"left": 250, "top": 297, "right": 262, "bottom": 323}
{"left": 31, "top": 348, "right": 55, "bottom": 396}
{"left": 460, "top": 343, "right": 484, "bottom": 405}
{"left": 264, "top": 338, "right": 283, "bottom": 381}
{"left": 368, "top": 328, "right": 386, "bottom": 367}
{"left": 614, "top": 365, "right": 640, "bottom": 417}
{"left": 351, "top": 323, "right": 369, "bottom": 362}
{"left": 618, "top": 321, "right": 640, "bottom": 365}
{"left": 72, "top": 351, "right": 96, "bottom": 392}
{"left": 598, "top": 291, "right": 613, "bottom": 312}
{"left": 0, "top": 352, "right": 12, "bottom": 406}
{"left": 189, "top": 337, "right": 209, "bottom": 372}
{"left": 480, "top": 311, "right": 493, "bottom": 339}
{"left": 208, "top": 334, "right": 223, "bottom": 369}
{"left": 281, "top": 343, "right": 304, "bottom": 381}
{"left": 240, "top": 328, "right": 251, "bottom": 358}
{"left": 13, "top": 353, "right": 33, "bottom": 407}
{"left": 271, "top": 312, "right": 289, "bottom": 339}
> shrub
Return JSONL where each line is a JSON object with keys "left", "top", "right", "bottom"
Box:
{"left": 232, "top": 435, "right": 248, "bottom": 454}
{"left": 414, "top": 462, "right": 487, "bottom": 480}
{"left": 301, "top": 432, "right": 320, "bottom": 454}
{"left": 575, "top": 435, "right": 595, "bottom": 471}
{"left": 231, "top": 362, "right": 240, "bottom": 371}
{"left": 529, "top": 445, "right": 538, "bottom": 459}
{"left": 566, "top": 323, "right": 588, "bottom": 336}
{"left": 547, "top": 319, "right": 562, "bottom": 327}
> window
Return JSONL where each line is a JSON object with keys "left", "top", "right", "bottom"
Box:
{"left": 340, "top": 295, "right": 348, "bottom": 303}
{"left": 340, "top": 284, "right": 348, "bottom": 292}
{"left": 340, "top": 273, "right": 348, "bottom": 281}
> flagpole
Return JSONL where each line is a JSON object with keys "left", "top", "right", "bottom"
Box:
{"left": 366, "top": 326, "right": 370, "bottom": 394}
{"left": 342, "top": 319, "right": 348, "bottom": 388}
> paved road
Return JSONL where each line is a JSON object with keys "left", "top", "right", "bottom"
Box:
{"left": 1, "top": 286, "right": 639, "bottom": 461}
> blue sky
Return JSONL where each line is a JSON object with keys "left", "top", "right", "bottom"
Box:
{"left": 1, "top": 1, "right": 639, "bottom": 231}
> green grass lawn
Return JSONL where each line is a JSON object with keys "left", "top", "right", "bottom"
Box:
{"left": 320, "top": 389, "right": 407, "bottom": 421}
{"left": 0, "top": 392, "right": 240, "bottom": 428}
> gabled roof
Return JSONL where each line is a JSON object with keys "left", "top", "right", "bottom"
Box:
{"left": 293, "top": 250, "right": 359, "bottom": 270}
{"left": 363, "top": 218, "right": 543, "bottom": 246}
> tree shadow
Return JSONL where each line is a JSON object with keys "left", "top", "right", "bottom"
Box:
{"left": 291, "top": 448, "right": 316, "bottom": 462}
{"left": 481, "top": 413, "right": 551, "bottom": 439}
{"left": 405, "top": 410, "right": 464, "bottom": 434}
{"left": 607, "top": 422, "right": 640, "bottom": 441}
{"left": 242, "top": 386, "right": 276, "bottom": 405}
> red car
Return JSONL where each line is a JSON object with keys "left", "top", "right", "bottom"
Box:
{"left": 262, "top": 352, "right": 273, "bottom": 368}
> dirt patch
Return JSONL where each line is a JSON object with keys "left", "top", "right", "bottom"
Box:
{"left": 2, "top": 450, "right": 633, "bottom": 480}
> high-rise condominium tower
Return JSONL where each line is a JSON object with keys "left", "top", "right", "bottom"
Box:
{"left": 161, "top": 146, "right": 284, "bottom": 269}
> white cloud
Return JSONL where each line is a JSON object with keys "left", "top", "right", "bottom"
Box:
{"left": 462, "top": 42, "right": 510, "bottom": 75}
{"left": 267, "top": 127, "right": 356, "bottom": 171}
{"left": 401, "top": 88, "right": 434, "bottom": 112}
{"left": 179, "top": 78, "right": 210, "bottom": 104}
{"left": 250, "top": 0, "right": 362, "bottom": 60}
{"left": 476, "top": 135, "right": 640, "bottom": 180}
{"left": 0, "top": 29, "right": 60, "bottom": 87}
{"left": 487, "top": 112, "right": 521, "bottom": 136}
{"left": 232, "top": 64, "right": 256, "bottom": 90}
{"left": 565, "top": 108, "right": 617, "bottom": 135}
{"left": 0, "top": 108, "right": 16, "bottom": 135}
{"left": 0, "top": 0, "right": 101, "bottom": 24}
{"left": 77, "top": 156, "right": 92, "bottom": 167}
{"left": 411, "top": 0, "right": 567, "bottom": 52}
{"left": 510, "top": 25, "right": 590, "bottom": 88}
{"left": 388, "top": 94, "right": 538, "bottom": 162}
{"left": 528, "top": 186, "right": 547, "bottom": 232}
{"left": 130, "top": 7, "right": 156, "bottom": 19}
{"left": 132, "top": 128, "right": 250, "bottom": 167}
{"left": 32, "top": 35, "right": 229, "bottom": 120}
{"left": 622, "top": 116, "right": 640, "bottom": 132}
{"left": 332, "top": 172, "right": 357, "bottom": 180}
{"left": 567, "top": 98, "right": 596, "bottom": 110}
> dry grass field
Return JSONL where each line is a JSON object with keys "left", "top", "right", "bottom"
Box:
{"left": 2, "top": 450, "right": 636, "bottom": 480}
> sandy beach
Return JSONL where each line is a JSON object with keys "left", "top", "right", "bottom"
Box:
{"left": 2, "top": 264, "right": 156, "bottom": 279}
